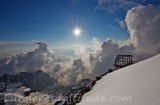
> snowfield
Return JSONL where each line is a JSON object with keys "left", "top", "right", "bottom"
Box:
{"left": 78, "top": 54, "right": 160, "bottom": 105}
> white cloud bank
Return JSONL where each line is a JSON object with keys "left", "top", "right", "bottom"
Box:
{"left": 0, "top": 41, "right": 54, "bottom": 76}
{"left": 126, "top": 5, "right": 160, "bottom": 55}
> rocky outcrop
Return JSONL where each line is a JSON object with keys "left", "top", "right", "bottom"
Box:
{"left": 0, "top": 70, "right": 58, "bottom": 93}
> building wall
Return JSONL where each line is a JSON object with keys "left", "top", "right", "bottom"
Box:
{"left": 115, "top": 56, "right": 133, "bottom": 67}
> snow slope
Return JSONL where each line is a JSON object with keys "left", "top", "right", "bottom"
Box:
{"left": 78, "top": 54, "right": 160, "bottom": 105}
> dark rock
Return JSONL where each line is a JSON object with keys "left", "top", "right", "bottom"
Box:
{"left": 0, "top": 70, "right": 58, "bottom": 93}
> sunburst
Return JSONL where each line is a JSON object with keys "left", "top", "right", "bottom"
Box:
{"left": 67, "top": 19, "right": 84, "bottom": 38}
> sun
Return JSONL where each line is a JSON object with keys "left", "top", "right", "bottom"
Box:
{"left": 66, "top": 19, "right": 85, "bottom": 38}
{"left": 74, "top": 28, "right": 81, "bottom": 36}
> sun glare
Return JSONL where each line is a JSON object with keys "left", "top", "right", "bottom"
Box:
{"left": 67, "top": 19, "right": 85, "bottom": 38}
{"left": 74, "top": 28, "right": 81, "bottom": 36}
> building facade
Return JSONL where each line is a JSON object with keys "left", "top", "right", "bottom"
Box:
{"left": 114, "top": 55, "right": 134, "bottom": 68}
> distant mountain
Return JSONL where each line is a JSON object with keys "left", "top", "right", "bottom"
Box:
{"left": 0, "top": 70, "right": 58, "bottom": 93}
{"left": 0, "top": 70, "right": 94, "bottom": 105}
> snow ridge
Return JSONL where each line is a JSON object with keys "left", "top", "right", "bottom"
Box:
{"left": 78, "top": 54, "right": 160, "bottom": 105}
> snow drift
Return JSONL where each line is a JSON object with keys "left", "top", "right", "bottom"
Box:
{"left": 78, "top": 53, "right": 160, "bottom": 105}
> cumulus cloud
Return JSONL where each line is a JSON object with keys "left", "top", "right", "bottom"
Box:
{"left": 125, "top": 5, "right": 160, "bottom": 55}
{"left": 89, "top": 38, "right": 135, "bottom": 77}
{"left": 73, "top": 45, "right": 88, "bottom": 58}
{"left": 32, "top": 40, "right": 48, "bottom": 52}
{"left": 0, "top": 41, "right": 54, "bottom": 76}
{"left": 52, "top": 58, "right": 93, "bottom": 85}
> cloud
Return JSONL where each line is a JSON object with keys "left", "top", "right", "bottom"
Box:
{"left": 96, "top": 0, "right": 146, "bottom": 12}
{"left": 125, "top": 5, "right": 160, "bottom": 55}
{"left": 89, "top": 38, "right": 135, "bottom": 77}
{"left": 0, "top": 5, "right": 160, "bottom": 87}
{"left": 115, "top": 18, "right": 126, "bottom": 28}
{"left": 0, "top": 41, "right": 54, "bottom": 76}
{"left": 52, "top": 58, "right": 93, "bottom": 85}
{"left": 53, "top": 64, "right": 61, "bottom": 73}
{"left": 0, "top": 40, "right": 92, "bottom": 86}
{"left": 90, "top": 5, "right": 160, "bottom": 77}
{"left": 73, "top": 45, "right": 88, "bottom": 58}
{"left": 0, "top": 41, "right": 33, "bottom": 59}
{"left": 32, "top": 40, "right": 48, "bottom": 52}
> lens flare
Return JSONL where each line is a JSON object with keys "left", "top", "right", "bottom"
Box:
{"left": 66, "top": 19, "right": 85, "bottom": 39}
{"left": 74, "top": 28, "right": 81, "bottom": 36}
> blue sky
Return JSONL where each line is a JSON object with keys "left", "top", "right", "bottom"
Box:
{"left": 0, "top": 0, "right": 160, "bottom": 45}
